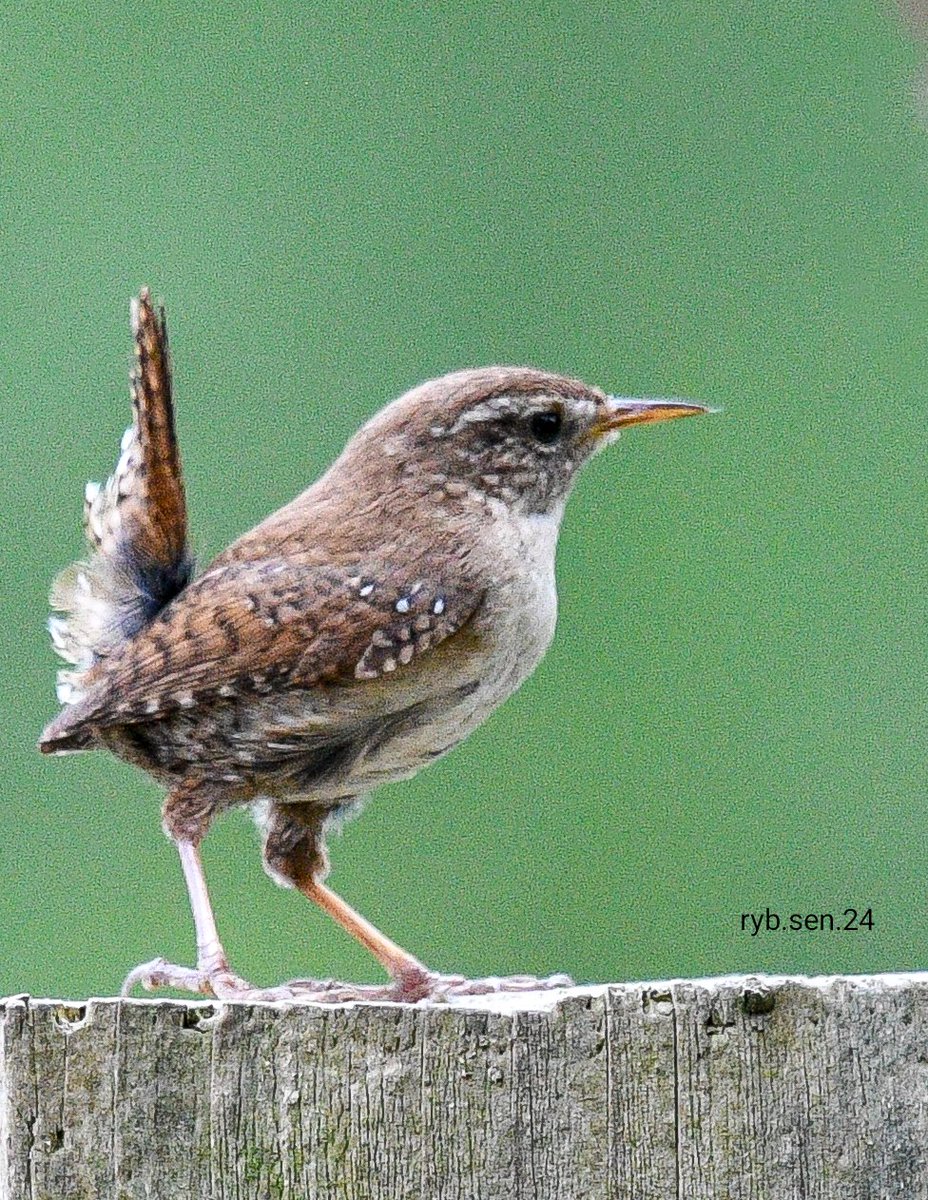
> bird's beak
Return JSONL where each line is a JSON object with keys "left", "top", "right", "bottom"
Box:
{"left": 593, "top": 397, "right": 712, "bottom": 439}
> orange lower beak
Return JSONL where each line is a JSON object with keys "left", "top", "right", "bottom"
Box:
{"left": 595, "top": 397, "right": 712, "bottom": 436}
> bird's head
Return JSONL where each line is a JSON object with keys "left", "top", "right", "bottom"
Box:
{"left": 344, "top": 366, "right": 709, "bottom": 518}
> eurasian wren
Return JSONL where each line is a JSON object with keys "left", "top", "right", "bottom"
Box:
{"left": 40, "top": 289, "right": 708, "bottom": 1002}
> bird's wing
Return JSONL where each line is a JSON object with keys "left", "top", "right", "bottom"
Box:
{"left": 39, "top": 557, "right": 485, "bottom": 749}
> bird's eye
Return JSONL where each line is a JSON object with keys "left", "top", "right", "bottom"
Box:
{"left": 530, "top": 409, "right": 562, "bottom": 444}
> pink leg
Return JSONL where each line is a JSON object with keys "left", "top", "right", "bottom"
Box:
{"left": 178, "top": 841, "right": 225, "bottom": 974}
{"left": 294, "top": 878, "right": 575, "bottom": 1003}
{"left": 262, "top": 802, "right": 575, "bottom": 1002}
{"left": 125, "top": 804, "right": 575, "bottom": 1004}
{"left": 122, "top": 840, "right": 254, "bottom": 999}
{"left": 297, "top": 878, "right": 434, "bottom": 999}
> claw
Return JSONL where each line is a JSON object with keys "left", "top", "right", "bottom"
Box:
{"left": 121, "top": 956, "right": 257, "bottom": 1000}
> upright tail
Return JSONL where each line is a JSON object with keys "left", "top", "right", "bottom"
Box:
{"left": 48, "top": 289, "right": 194, "bottom": 713}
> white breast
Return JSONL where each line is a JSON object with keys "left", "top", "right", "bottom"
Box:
{"left": 448, "top": 502, "right": 562, "bottom": 733}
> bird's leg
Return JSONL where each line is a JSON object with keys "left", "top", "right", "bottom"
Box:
{"left": 180, "top": 839, "right": 255, "bottom": 996}
{"left": 264, "top": 801, "right": 572, "bottom": 1003}
{"left": 123, "top": 787, "right": 257, "bottom": 999}
{"left": 260, "top": 801, "right": 436, "bottom": 1000}
{"left": 122, "top": 839, "right": 257, "bottom": 999}
{"left": 294, "top": 877, "right": 574, "bottom": 1002}
{"left": 127, "top": 799, "right": 572, "bottom": 1005}
{"left": 295, "top": 877, "right": 435, "bottom": 1001}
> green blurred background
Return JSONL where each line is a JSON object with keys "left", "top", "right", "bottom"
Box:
{"left": 3, "top": 1, "right": 928, "bottom": 999}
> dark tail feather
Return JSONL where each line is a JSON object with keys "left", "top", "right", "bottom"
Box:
{"left": 46, "top": 288, "right": 194, "bottom": 713}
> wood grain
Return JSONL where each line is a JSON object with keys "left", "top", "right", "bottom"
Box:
{"left": 3, "top": 974, "right": 927, "bottom": 1198}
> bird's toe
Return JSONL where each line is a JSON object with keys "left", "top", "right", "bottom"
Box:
{"left": 413, "top": 971, "right": 575, "bottom": 1001}
{"left": 121, "top": 956, "right": 257, "bottom": 999}
{"left": 121, "top": 956, "right": 207, "bottom": 997}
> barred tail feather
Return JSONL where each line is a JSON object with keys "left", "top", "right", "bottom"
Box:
{"left": 47, "top": 289, "right": 193, "bottom": 713}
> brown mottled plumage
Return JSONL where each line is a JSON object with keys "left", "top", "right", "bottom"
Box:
{"left": 40, "top": 289, "right": 708, "bottom": 1003}
{"left": 48, "top": 295, "right": 192, "bottom": 700}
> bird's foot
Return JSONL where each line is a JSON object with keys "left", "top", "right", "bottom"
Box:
{"left": 391, "top": 969, "right": 576, "bottom": 1003}
{"left": 121, "top": 956, "right": 258, "bottom": 1000}
{"left": 119, "top": 958, "right": 411, "bottom": 1004}
{"left": 122, "top": 957, "right": 574, "bottom": 1005}
{"left": 272, "top": 966, "right": 575, "bottom": 1005}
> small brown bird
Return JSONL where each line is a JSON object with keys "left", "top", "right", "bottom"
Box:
{"left": 40, "top": 289, "right": 708, "bottom": 1002}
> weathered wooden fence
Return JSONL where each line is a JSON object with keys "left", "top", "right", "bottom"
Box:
{"left": 2, "top": 973, "right": 926, "bottom": 1198}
